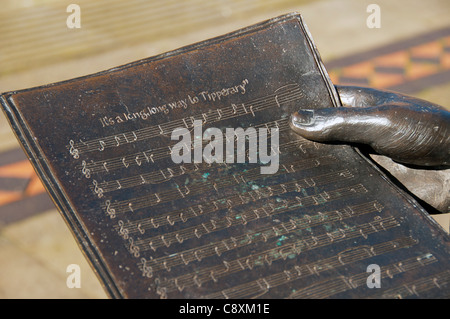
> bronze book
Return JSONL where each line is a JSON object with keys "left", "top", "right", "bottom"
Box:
{"left": 1, "top": 13, "right": 449, "bottom": 299}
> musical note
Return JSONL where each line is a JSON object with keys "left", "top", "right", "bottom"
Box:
{"left": 202, "top": 113, "right": 208, "bottom": 124}
{"left": 231, "top": 104, "right": 237, "bottom": 114}
{"left": 135, "top": 155, "right": 142, "bottom": 166}
{"left": 137, "top": 223, "right": 145, "bottom": 235}
{"left": 122, "top": 157, "right": 129, "bottom": 168}
{"left": 98, "top": 140, "right": 106, "bottom": 151}
{"left": 189, "top": 116, "right": 196, "bottom": 127}
{"left": 249, "top": 105, "right": 255, "bottom": 117}
{"left": 274, "top": 94, "right": 281, "bottom": 108}
{"left": 63, "top": 83, "right": 303, "bottom": 161}
{"left": 143, "top": 151, "right": 150, "bottom": 163}
{"left": 151, "top": 218, "right": 159, "bottom": 228}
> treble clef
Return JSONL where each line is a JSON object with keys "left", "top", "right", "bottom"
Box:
{"left": 117, "top": 220, "right": 129, "bottom": 240}
{"left": 140, "top": 258, "right": 153, "bottom": 278}
{"left": 69, "top": 140, "right": 79, "bottom": 159}
{"left": 105, "top": 200, "right": 116, "bottom": 219}
{"left": 92, "top": 180, "right": 104, "bottom": 198}
{"left": 81, "top": 160, "right": 91, "bottom": 178}
{"left": 129, "top": 237, "right": 140, "bottom": 258}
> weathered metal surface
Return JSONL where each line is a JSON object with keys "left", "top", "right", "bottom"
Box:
{"left": 1, "top": 13, "right": 449, "bottom": 299}
{"left": 290, "top": 85, "right": 450, "bottom": 167}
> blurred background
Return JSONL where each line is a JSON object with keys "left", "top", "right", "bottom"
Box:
{"left": 0, "top": 0, "right": 449, "bottom": 298}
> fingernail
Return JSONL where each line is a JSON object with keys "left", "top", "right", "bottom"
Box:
{"left": 291, "top": 110, "right": 315, "bottom": 125}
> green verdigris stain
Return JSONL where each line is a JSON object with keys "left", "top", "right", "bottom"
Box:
{"left": 276, "top": 235, "right": 288, "bottom": 246}
{"left": 240, "top": 232, "right": 263, "bottom": 245}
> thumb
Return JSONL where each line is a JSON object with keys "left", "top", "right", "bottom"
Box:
{"left": 289, "top": 106, "right": 450, "bottom": 167}
{"left": 289, "top": 107, "right": 391, "bottom": 144}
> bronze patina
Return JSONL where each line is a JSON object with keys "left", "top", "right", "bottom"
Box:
{"left": 1, "top": 13, "right": 449, "bottom": 298}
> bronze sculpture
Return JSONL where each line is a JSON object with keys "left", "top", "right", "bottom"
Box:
{"left": 290, "top": 85, "right": 450, "bottom": 213}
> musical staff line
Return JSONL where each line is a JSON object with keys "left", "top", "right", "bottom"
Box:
{"left": 149, "top": 215, "right": 402, "bottom": 297}
{"left": 379, "top": 269, "right": 450, "bottom": 299}
{"left": 206, "top": 236, "right": 418, "bottom": 299}
{"left": 127, "top": 182, "right": 366, "bottom": 256}
{"left": 77, "top": 116, "right": 295, "bottom": 177}
{"left": 107, "top": 168, "right": 355, "bottom": 217}
{"left": 288, "top": 252, "right": 439, "bottom": 299}
{"left": 114, "top": 165, "right": 352, "bottom": 238}
{"left": 91, "top": 154, "right": 335, "bottom": 196}
{"left": 67, "top": 83, "right": 303, "bottom": 157}
{"left": 135, "top": 200, "right": 382, "bottom": 278}
{"left": 113, "top": 156, "right": 342, "bottom": 234}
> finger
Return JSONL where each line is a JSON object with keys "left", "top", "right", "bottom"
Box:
{"left": 370, "top": 154, "right": 450, "bottom": 213}
{"left": 335, "top": 85, "right": 447, "bottom": 110}
{"left": 290, "top": 105, "right": 450, "bottom": 167}
{"left": 335, "top": 85, "right": 383, "bottom": 108}
{"left": 289, "top": 107, "right": 391, "bottom": 144}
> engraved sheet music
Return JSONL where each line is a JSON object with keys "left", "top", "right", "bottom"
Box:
{"left": 1, "top": 14, "right": 449, "bottom": 298}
